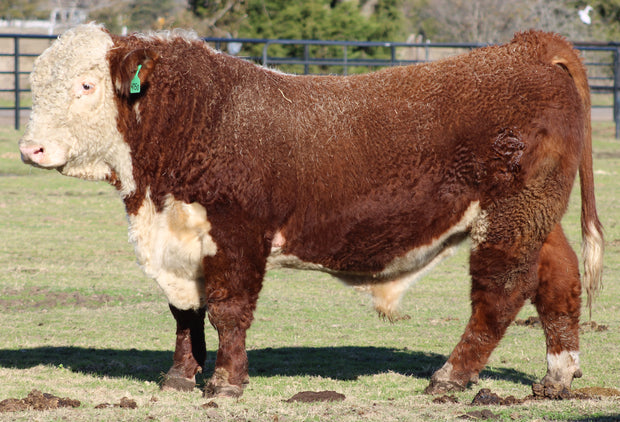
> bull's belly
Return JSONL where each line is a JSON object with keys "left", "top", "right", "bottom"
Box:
{"left": 266, "top": 201, "right": 481, "bottom": 281}
{"left": 266, "top": 201, "right": 483, "bottom": 319}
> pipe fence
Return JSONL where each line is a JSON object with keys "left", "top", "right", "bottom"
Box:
{"left": 2, "top": 33, "right": 618, "bottom": 137}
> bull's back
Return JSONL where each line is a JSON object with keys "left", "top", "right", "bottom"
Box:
{"left": 247, "top": 39, "right": 585, "bottom": 274}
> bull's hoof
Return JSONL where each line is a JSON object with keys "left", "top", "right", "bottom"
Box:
{"left": 203, "top": 368, "right": 247, "bottom": 398}
{"left": 424, "top": 379, "right": 467, "bottom": 395}
{"left": 425, "top": 362, "right": 475, "bottom": 394}
{"left": 160, "top": 374, "right": 196, "bottom": 392}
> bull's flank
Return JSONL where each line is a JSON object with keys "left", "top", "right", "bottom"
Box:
{"left": 19, "top": 24, "right": 603, "bottom": 398}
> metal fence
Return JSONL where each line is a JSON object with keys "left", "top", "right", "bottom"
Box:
{"left": 2, "top": 33, "right": 619, "bottom": 137}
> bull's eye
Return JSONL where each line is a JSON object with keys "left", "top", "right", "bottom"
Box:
{"left": 82, "top": 83, "right": 93, "bottom": 91}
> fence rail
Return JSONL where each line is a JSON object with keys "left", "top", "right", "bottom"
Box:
{"left": 2, "top": 33, "right": 619, "bottom": 137}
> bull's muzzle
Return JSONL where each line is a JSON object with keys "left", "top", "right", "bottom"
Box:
{"left": 19, "top": 142, "right": 50, "bottom": 168}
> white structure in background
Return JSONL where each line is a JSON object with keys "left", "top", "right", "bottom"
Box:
{"left": 0, "top": 7, "right": 87, "bottom": 35}
{"left": 49, "top": 7, "right": 87, "bottom": 35}
{"left": 579, "top": 5, "right": 593, "bottom": 25}
{"left": 226, "top": 33, "right": 242, "bottom": 55}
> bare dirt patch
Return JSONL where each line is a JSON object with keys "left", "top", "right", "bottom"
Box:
{"left": 579, "top": 321, "right": 609, "bottom": 332}
{"left": 0, "top": 286, "right": 123, "bottom": 310}
{"left": 432, "top": 394, "right": 459, "bottom": 404}
{"left": 0, "top": 389, "right": 80, "bottom": 412}
{"left": 458, "top": 409, "right": 500, "bottom": 420}
{"left": 594, "top": 150, "right": 620, "bottom": 159}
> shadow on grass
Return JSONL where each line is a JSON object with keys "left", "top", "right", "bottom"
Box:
{"left": 0, "top": 346, "right": 536, "bottom": 386}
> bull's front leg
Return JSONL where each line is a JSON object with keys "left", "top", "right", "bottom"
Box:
{"left": 202, "top": 249, "right": 264, "bottom": 398}
{"left": 161, "top": 305, "right": 207, "bottom": 391}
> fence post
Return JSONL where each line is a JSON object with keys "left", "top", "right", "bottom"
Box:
{"left": 262, "top": 42, "right": 268, "bottom": 68}
{"left": 14, "top": 36, "right": 20, "bottom": 130}
{"left": 615, "top": 47, "right": 620, "bottom": 139}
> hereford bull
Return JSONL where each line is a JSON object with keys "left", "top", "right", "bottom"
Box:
{"left": 19, "top": 24, "right": 603, "bottom": 397}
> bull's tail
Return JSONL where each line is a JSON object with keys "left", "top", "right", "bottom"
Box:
{"left": 542, "top": 32, "right": 605, "bottom": 317}
{"left": 575, "top": 87, "right": 604, "bottom": 318}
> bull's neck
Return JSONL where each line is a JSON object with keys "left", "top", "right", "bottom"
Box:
{"left": 118, "top": 53, "right": 244, "bottom": 215}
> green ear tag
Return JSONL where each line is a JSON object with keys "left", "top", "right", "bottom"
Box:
{"left": 130, "top": 64, "right": 142, "bottom": 94}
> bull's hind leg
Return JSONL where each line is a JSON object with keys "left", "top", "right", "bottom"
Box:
{"left": 424, "top": 192, "right": 559, "bottom": 393}
{"left": 533, "top": 223, "right": 582, "bottom": 388}
{"left": 425, "top": 244, "right": 537, "bottom": 393}
{"left": 161, "top": 305, "right": 207, "bottom": 391}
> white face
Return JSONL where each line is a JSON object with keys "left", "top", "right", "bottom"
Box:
{"left": 19, "top": 24, "right": 135, "bottom": 196}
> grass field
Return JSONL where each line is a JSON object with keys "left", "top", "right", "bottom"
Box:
{"left": 0, "top": 124, "right": 618, "bottom": 421}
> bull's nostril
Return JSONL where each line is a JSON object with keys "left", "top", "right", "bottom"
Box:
{"left": 19, "top": 144, "right": 46, "bottom": 164}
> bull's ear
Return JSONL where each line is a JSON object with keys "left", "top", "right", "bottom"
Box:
{"left": 112, "top": 48, "right": 159, "bottom": 98}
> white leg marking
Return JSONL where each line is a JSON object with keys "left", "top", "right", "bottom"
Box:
{"left": 543, "top": 350, "right": 582, "bottom": 387}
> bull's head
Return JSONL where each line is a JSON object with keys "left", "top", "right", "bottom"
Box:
{"left": 18, "top": 23, "right": 145, "bottom": 197}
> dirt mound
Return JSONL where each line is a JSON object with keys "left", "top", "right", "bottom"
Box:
{"left": 513, "top": 316, "right": 542, "bottom": 328}
{"left": 94, "top": 397, "right": 138, "bottom": 409}
{"left": 579, "top": 321, "right": 609, "bottom": 332}
{"left": 469, "top": 384, "right": 620, "bottom": 407}
{"left": 513, "top": 317, "right": 608, "bottom": 332}
{"left": 458, "top": 409, "right": 499, "bottom": 420}
{"left": 285, "top": 390, "right": 346, "bottom": 403}
{"left": 0, "top": 389, "right": 80, "bottom": 412}
{"left": 0, "top": 390, "right": 140, "bottom": 413}
{"left": 471, "top": 389, "right": 523, "bottom": 405}
{"left": 433, "top": 394, "right": 459, "bottom": 404}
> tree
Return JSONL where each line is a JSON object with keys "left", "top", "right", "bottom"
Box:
{"left": 414, "top": 0, "right": 598, "bottom": 43}
{"left": 128, "top": 0, "right": 177, "bottom": 30}
{"left": 185, "top": 0, "right": 246, "bottom": 36}
{"left": 574, "top": 0, "right": 620, "bottom": 40}
{"left": 0, "top": 0, "right": 49, "bottom": 20}
{"left": 235, "top": 0, "right": 405, "bottom": 73}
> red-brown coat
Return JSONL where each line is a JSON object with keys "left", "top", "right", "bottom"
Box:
{"left": 19, "top": 24, "right": 603, "bottom": 397}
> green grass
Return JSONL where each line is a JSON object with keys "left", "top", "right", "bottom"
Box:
{"left": 0, "top": 124, "right": 618, "bottom": 421}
